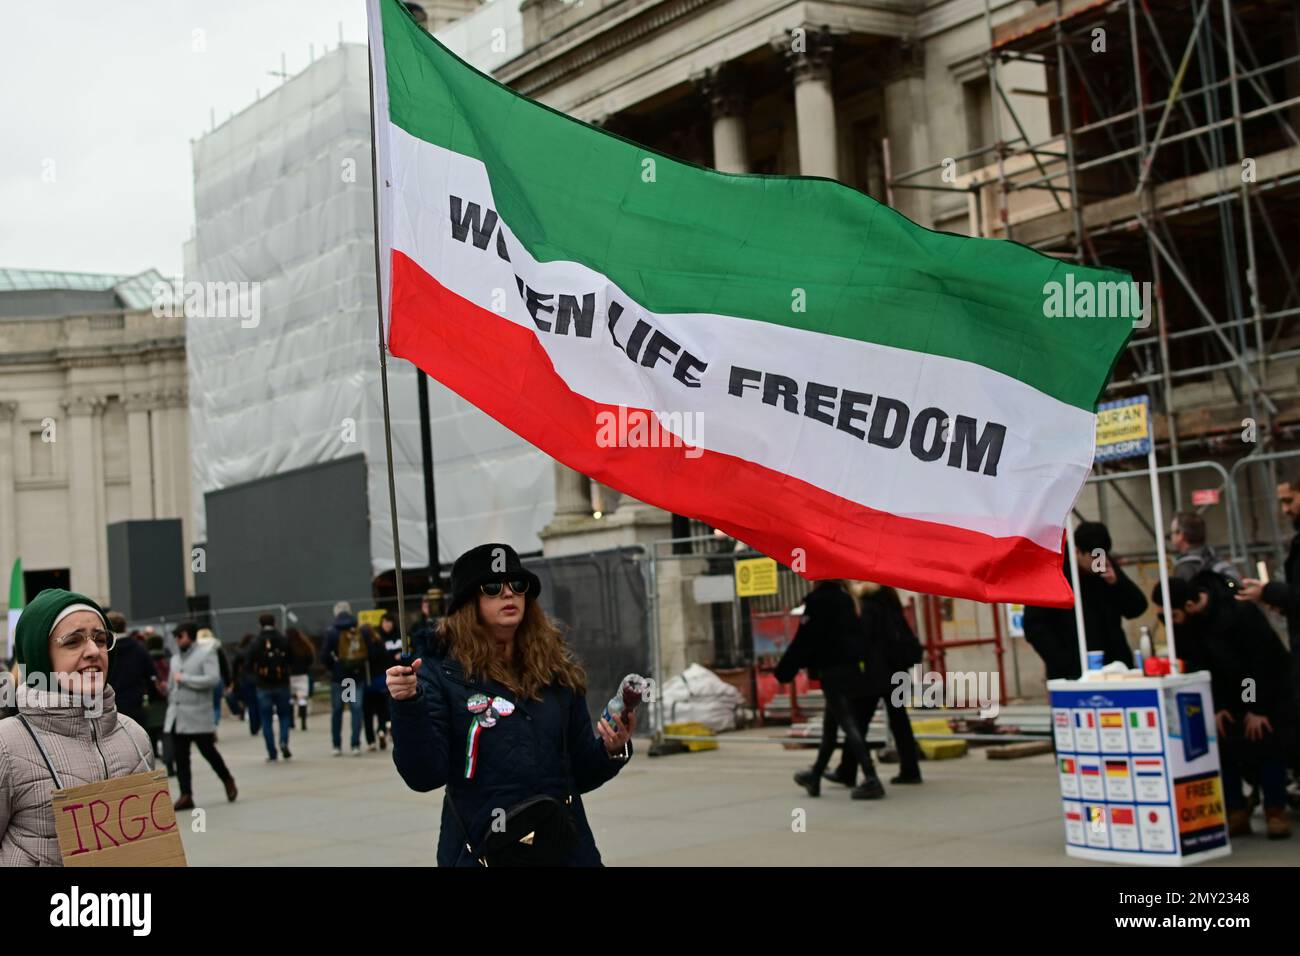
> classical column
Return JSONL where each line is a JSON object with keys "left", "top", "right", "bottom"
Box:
{"left": 159, "top": 387, "right": 189, "bottom": 521}
{"left": 124, "top": 392, "right": 155, "bottom": 518}
{"left": 553, "top": 463, "right": 591, "bottom": 520}
{"left": 61, "top": 395, "right": 105, "bottom": 597}
{"left": 882, "top": 38, "right": 931, "bottom": 225}
{"left": 777, "top": 26, "right": 839, "bottom": 180}
{"left": 695, "top": 64, "right": 749, "bottom": 174}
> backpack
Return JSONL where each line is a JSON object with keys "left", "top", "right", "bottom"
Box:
{"left": 256, "top": 637, "right": 289, "bottom": 684}
{"left": 337, "top": 627, "right": 368, "bottom": 672}
{"left": 883, "top": 607, "right": 924, "bottom": 670}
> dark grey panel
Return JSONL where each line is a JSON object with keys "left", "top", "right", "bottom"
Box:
{"left": 106, "top": 520, "right": 185, "bottom": 619}
{"left": 529, "top": 548, "right": 649, "bottom": 726}
{"left": 0, "top": 289, "right": 119, "bottom": 317}
{"left": 202, "top": 456, "right": 372, "bottom": 641}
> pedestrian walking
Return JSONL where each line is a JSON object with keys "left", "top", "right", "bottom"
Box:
{"left": 233, "top": 633, "right": 261, "bottom": 736}
{"left": 286, "top": 627, "right": 316, "bottom": 732}
{"left": 364, "top": 613, "right": 400, "bottom": 751}
{"left": 323, "top": 602, "right": 365, "bottom": 756}
{"left": 827, "top": 583, "right": 923, "bottom": 787}
{"left": 164, "top": 621, "right": 237, "bottom": 810}
{"left": 776, "top": 579, "right": 889, "bottom": 800}
{"left": 248, "top": 612, "right": 293, "bottom": 761}
{"left": 103, "top": 611, "right": 162, "bottom": 727}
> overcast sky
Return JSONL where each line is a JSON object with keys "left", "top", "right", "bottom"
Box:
{"left": 0, "top": 1, "right": 370, "bottom": 279}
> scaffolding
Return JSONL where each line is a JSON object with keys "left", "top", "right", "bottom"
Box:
{"left": 889, "top": 0, "right": 1300, "bottom": 565}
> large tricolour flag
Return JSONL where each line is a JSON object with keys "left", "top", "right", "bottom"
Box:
{"left": 365, "top": 0, "right": 1132, "bottom": 607}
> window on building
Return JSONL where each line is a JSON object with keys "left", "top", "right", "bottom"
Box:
{"left": 29, "top": 429, "right": 53, "bottom": 476}
{"left": 963, "top": 77, "right": 994, "bottom": 166}
{"left": 24, "top": 567, "right": 70, "bottom": 599}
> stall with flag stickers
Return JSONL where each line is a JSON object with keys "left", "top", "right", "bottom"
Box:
{"left": 1049, "top": 395, "right": 1228, "bottom": 864}
{"left": 1050, "top": 672, "right": 1229, "bottom": 865}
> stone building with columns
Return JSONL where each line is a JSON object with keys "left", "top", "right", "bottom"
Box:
{"left": 488, "top": 0, "right": 1053, "bottom": 680}
{"left": 0, "top": 269, "right": 189, "bottom": 636}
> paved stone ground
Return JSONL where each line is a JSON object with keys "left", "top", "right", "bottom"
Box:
{"left": 178, "top": 718, "right": 1300, "bottom": 866}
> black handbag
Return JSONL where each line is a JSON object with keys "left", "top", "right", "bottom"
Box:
{"left": 444, "top": 699, "right": 579, "bottom": 867}
{"left": 447, "top": 790, "right": 579, "bottom": 867}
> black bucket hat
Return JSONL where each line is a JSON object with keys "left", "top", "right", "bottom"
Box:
{"left": 447, "top": 543, "right": 542, "bottom": 615}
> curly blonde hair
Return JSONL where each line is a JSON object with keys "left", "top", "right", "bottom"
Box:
{"left": 438, "top": 599, "right": 586, "bottom": 700}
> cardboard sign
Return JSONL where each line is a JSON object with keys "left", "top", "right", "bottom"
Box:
{"left": 51, "top": 770, "right": 187, "bottom": 867}
{"left": 1174, "top": 771, "right": 1227, "bottom": 855}
{"left": 734, "top": 558, "right": 778, "bottom": 597}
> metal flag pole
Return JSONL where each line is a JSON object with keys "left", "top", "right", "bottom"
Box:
{"left": 1148, "top": 443, "right": 1178, "bottom": 671}
{"left": 1065, "top": 518, "right": 1089, "bottom": 676}
{"left": 366, "top": 15, "right": 410, "bottom": 658}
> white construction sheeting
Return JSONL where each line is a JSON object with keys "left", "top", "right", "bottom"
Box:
{"left": 187, "top": 35, "right": 552, "bottom": 577}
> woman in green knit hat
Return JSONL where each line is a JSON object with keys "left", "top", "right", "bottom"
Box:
{"left": 0, "top": 588, "right": 153, "bottom": 866}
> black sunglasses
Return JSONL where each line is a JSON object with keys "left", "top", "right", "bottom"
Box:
{"left": 480, "top": 579, "right": 530, "bottom": 598}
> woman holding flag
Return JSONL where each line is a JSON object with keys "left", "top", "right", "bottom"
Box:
{"left": 387, "top": 543, "right": 634, "bottom": 866}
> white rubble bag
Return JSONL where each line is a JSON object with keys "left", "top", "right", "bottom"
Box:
{"left": 659, "top": 664, "right": 746, "bottom": 732}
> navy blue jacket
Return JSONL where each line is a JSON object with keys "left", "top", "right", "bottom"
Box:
{"left": 390, "top": 645, "right": 631, "bottom": 866}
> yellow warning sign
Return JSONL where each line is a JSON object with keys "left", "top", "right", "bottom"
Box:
{"left": 735, "top": 558, "right": 779, "bottom": 597}
{"left": 357, "top": 609, "right": 386, "bottom": 628}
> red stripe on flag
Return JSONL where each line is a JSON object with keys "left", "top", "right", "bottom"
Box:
{"left": 388, "top": 252, "right": 1074, "bottom": 605}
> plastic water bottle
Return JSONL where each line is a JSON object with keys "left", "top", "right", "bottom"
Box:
{"left": 602, "top": 674, "right": 650, "bottom": 729}
{"left": 1136, "top": 626, "right": 1153, "bottom": 673}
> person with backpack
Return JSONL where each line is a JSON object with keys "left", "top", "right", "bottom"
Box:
{"left": 826, "top": 583, "right": 924, "bottom": 787}
{"left": 248, "top": 612, "right": 293, "bottom": 762}
{"left": 1170, "top": 511, "right": 1241, "bottom": 584}
{"left": 323, "top": 602, "right": 366, "bottom": 756}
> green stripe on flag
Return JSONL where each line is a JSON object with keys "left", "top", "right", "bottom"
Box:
{"left": 7, "top": 558, "right": 20, "bottom": 610}
{"left": 378, "top": 0, "right": 1133, "bottom": 412}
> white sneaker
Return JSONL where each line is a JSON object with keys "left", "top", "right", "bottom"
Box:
{"left": 367, "top": 743, "right": 378, "bottom": 752}
{"left": 331, "top": 747, "right": 342, "bottom": 757}
{"left": 350, "top": 747, "right": 362, "bottom": 757}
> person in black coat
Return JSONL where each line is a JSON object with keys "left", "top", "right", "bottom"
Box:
{"left": 829, "top": 584, "right": 924, "bottom": 787}
{"left": 1023, "top": 521, "right": 1146, "bottom": 680}
{"left": 387, "top": 543, "right": 634, "bottom": 866}
{"left": 1237, "top": 474, "right": 1300, "bottom": 775}
{"left": 776, "top": 580, "right": 890, "bottom": 800}
{"left": 247, "top": 613, "right": 293, "bottom": 761}
{"left": 1155, "top": 572, "right": 1294, "bottom": 839}
{"left": 104, "top": 612, "right": 163, "bottom": 725}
